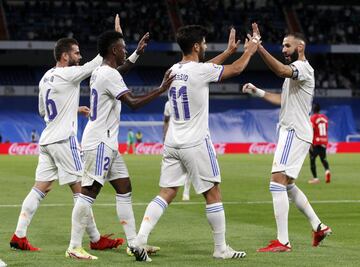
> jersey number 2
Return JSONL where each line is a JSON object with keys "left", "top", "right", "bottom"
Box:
{"left": 169, "top": 86, "right": 190, "bottom": 120}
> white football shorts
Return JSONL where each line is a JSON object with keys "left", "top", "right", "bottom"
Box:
{"left": 35, "top": 136, "right": 82, "bottom": 185}
{"left": 160, "top": 136, "right": 221, "bottom": 194}
{"left": 81, "top": 142, "right": 129, "bottom": 187}
{"left": 272, "top": 127, "right": 311, "bottom": 179}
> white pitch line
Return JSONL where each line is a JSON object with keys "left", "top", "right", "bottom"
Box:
{"left": 0, "top": 199, "right": 360, "bottom": 208}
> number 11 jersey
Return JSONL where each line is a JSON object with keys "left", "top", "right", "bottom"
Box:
{"left": 165, "top": 61, "right": 224, "bottom": 148}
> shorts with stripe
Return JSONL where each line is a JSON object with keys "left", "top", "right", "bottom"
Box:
{"left": 35, "top": 136, "right": 82, "bottom": 185}
{"left": 160, "top": 136, "right": 221, "bottom": 194}
{"left": 272, "top": 127, "right": 311, "bottom": 179}
{"left": 81, "top": 142, "right": 129, "bottom": 187}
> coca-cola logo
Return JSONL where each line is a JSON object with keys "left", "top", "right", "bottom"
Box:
{"left": 327, "top": 142, "right": 338, "bottom": 154}
{"left": 9, "top": 143, "right": 39, "bottom": 155}
{"left": 213, "top": 143, "right": 226, "bottom": 155}
{"left": 135, "top": 143, "right": 164, "bottom": 155}
{"left": 249, "top": 143, "right": 277, "bottom": 154}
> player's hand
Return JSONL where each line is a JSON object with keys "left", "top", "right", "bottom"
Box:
{"left": 115, "top": 14, "right": 123, "bottom": 34}
{"left": 244, "top": 33, "right": 260, "bottom": 55}
{"left": 136, "top": 32, "right": 150, "bottom": 55}
{"left": 78, "top": 106, "right": 90, "bottom": 117}
{"left": 242, "top": 83, "right": 265, "bottom": 98}
{"left": 159, "top": 70, "right": 175, "bottom": 93}
{"left": 225, "top": 27, "right": 240, "bottom": 55}
{"left": 252, "top": 22, "right": 261, "bottom": 43}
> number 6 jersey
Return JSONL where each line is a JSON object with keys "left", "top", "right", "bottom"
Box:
{"left": 164, "top": 61, "right": 224, "bottom": 148}
{"left": 38, "top": 55, "right": 102, "bottom": 145}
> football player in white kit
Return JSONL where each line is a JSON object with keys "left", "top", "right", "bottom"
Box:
{"left": 242, "top": 23, "right": 332, "bottom": 252}
{"left": 163, "top": 101, "right": 191, "bottom": 201}
{"left": 66, "top": 30, "right": 175, "bottom": 260}
{"left": 130, "top": 25, "right": 259, "bottom": 262}
{"left": 10, "top": 15, "right": 148, "bottom": 253}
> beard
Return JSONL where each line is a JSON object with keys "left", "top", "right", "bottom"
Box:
{"left": 198, "top": 48, "right": 205, "bottom": 62}
{"left": 284, "top": 49, "right": 299, "bottom": 64}
{"left": 68, "top": 58, "right": 78, "bottom": 66}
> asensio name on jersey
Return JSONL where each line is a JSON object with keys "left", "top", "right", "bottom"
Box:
{"left": 165, "top": 61, "right": 223, "bottom": 148}
{"left": 38, "top": 55, "right": 102, "bottom": 145}
{"left": 81, "top": 65, "right": 130, "bottom": 151}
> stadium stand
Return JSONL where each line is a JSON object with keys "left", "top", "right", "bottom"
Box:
{"left": 0, "top": 0, "right": 359, "bottom": 144}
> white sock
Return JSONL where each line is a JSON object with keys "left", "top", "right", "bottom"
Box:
{"left": 116, "top": 192, "right": 137, "bottom": 245}
{"left": 206, "top": 203, "right": 226, "bottom": 253}
{"left": 270, "top": 182, "right": 289, "bottom": 245}
{"left": 183, "top": 177, "right": 191, "bottom": 197}
{"left": 15, "top": 187, "right": 45, "bottom": 238}
{"left": 69, "top": 194, "right": 94, "bottom": 249}
{"left": 73, "top": 193, "right": 100, "bottom": 243}
{"left": 287, "top": 184, "right": 321, "bottom": 231}
{"left": 135, "top": 195, "right": 168, "bottom": 247}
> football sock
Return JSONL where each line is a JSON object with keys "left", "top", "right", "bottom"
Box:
{"left": 15, "top": 187, "right": 45, "bottom": 238}
{"left": 135, "top": 195, "right": 168, "bottom": 246}
{"left": 116, "top": 192, "right": 137, "bottom": 245}
{"left": 206, "top": 202, "right": 226, "bottom": 253}
{"left": 270, "top": 182, "right": 289, "bottom": 245}
{"left": 287, "top": 184, "right": 321, "bottom": 231}
{"left": 69, "top": 194, "right": 94, "bottom": 249}
{"left": 183, "top": 177, "right": 191, "bottom": 197}
{"left": 73, "top": 193, "right": 100, "bottom": 243}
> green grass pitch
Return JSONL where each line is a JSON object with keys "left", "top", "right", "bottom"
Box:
{"left": 0, "top": 154, "right": 359, "bottom": 266}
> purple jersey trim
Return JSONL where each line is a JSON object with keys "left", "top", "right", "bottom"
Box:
{"left": 217, "top": 65, "right": 224, "bottom": 82}
{"left": 116, "top": 89, "right": 130, "bottom": 100}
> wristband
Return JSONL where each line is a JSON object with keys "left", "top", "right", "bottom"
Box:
{"left": 254, "top": 88, "right": 265, "bottom": 98}
{"left": 127, "top": 51, "right": 139, "bottom": 63}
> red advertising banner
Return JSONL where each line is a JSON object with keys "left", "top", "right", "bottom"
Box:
{"left": 1, "top": 142, "right": 360, "bottom": 155}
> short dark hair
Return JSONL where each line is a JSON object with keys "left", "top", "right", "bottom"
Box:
{"left": 313, "top": 103, "right": 321, "bottom": 113}
{"left": 54, "top": 38, "right": 79, "bottom": 62}
{"left": 176, "top": 25, "right": 208, "bottom": 55}
{"left": 285, "top": 32, "right": 307, "bottom": 44}
{"left": 97, "top": 30, "right": 124, "bottom": 57}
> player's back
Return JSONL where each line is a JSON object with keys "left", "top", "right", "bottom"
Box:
{"left": 165, "top": 61, "right": 223, "bottom": 148}
{"left": 311, "top": 113, "right": 328, "bottom": 145}
{"left": 82, "top": 65, "right": 129, "bottom": 151}
{"left": 38, "top": 67, "right": 82, "bottom": 145}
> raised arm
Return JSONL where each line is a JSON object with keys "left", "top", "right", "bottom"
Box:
{"left": 219, "top": 34, "right": 259, "bottom": 80}
{"left": 120, "top": 70, "right": 175, "bottom": 110}
{"left": 117, "top": 32, "right": 150, "bottom": 75}
{"left": 242, "top": 83, "right": 281, "bottom": 106}
{"left": 252, "top": 23, "right": 293, "bottom": 78}
{"left": 207, "top": 28, "right": 240, "bottom": 65}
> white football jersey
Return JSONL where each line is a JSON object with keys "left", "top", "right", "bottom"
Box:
{"left": 164, "top": 101, "right": 171, "bottom": 117}
{"left": 165, "top": 61, "right": 223, "bottom": 148}
{"left": 38, "top": 55, "right": 102, "bottom": 145}
{"left": 81, "top": 65, "right": 130, "bottom": 151}
{"left": 279, "top": 60, "right": 315, "bottom": 143}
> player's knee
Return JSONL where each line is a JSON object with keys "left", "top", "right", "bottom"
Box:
{"left": 111, "top": 178, "right": 132, "bottom": 194}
